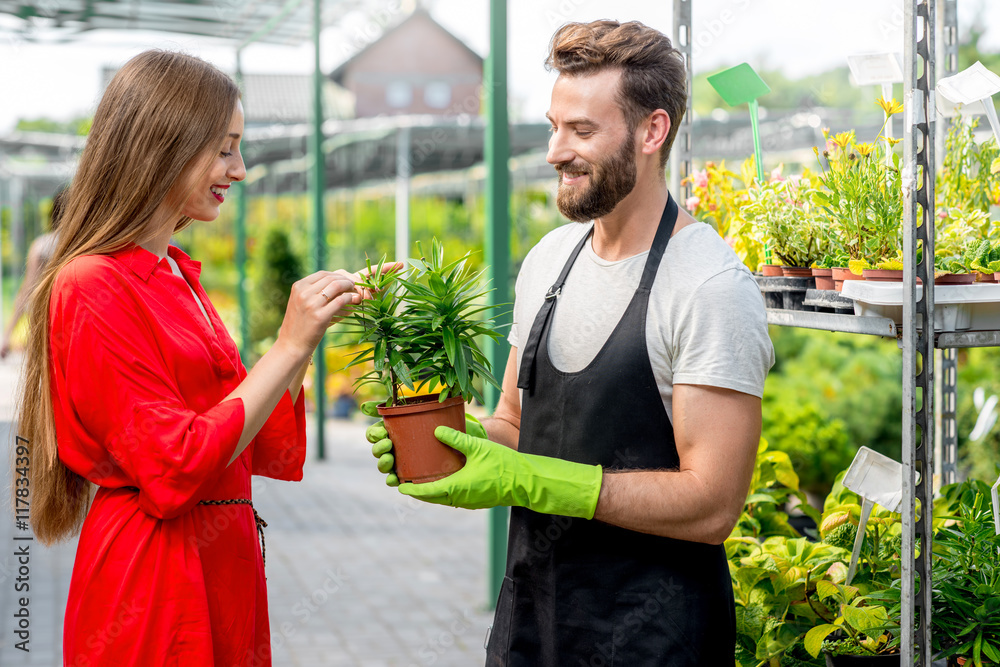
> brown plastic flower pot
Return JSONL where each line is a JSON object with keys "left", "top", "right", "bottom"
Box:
{"left": 831, "top": 267, "right": 864, "bottom": 292}
{"left": 935, "top": 273, "right": 975, "bottom": 285}
{"left": 761, "top": 264, "right": 784, "bottom": 277}
{"left": 781, "top": 265, "right": 814, "bottom": 279}
{"left": 862, "top": 269, "right": 904, "bottom": 282}
{"left": 975, "top": 272, "right": 997, "bottom": 283}
{"left": 812, "top": 267, "right": 835, "bottom": 291}
{"left": 377, "top": 394, "right": 467, "bottom": 484}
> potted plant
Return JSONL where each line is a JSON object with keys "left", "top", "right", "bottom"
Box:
{"left": 931, "top": 481, "right": 1000, "bottom": 667}
{"left": 799, "top": 473, "right": 905, "bottom": 665}
{"left": 743, "top": 170, "right": 828, "bottom": 277}
{"left": 343, "top": 240, "right": 504, "bottom": 483}
{"left": 728, "top": 440, "right": 837, "bottom": 667}
{"left": 803, "top": 583, "right": 901, "bottom": 665}
{"left": 813, "top": 100, "right": 905, "bottom": 280}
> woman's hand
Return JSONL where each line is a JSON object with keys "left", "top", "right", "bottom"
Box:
{"left": 276, "top": 270, "right": 361, "bottom": 360}
{"left": 276, "top": 263, "right": 405, "bottom": 361}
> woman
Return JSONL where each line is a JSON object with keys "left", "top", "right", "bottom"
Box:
{"left": 15, "top": 50, "right": 368, "bottom": 666}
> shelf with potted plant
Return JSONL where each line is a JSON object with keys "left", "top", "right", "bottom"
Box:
{"left": 341, "top": 240, "right": 505, "bottom": 484}
{"left": 730, "top": 444, "right": 1000, "bottom": 667}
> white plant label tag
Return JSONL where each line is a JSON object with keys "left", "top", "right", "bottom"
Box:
{"left": 937, "top": 61, "right": 1000, "bottom": 105}
{"left": 847, "top": 52, "right": 904, "bottom": 86}
{"left": 843, "top": 446, "right": 904, "bottom": 513}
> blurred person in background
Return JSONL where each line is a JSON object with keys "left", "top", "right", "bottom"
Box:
{"left": 1, "top": 186, "right": 67, "bottom": 359}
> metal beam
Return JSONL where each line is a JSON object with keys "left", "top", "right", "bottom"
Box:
{"left": 484, "top": 0, "right": 510, "bottom": 611}
{"left": 669, "top": 0, "right": 693, "bottom": 202}
{"left": 901, "top": 1, "right": 936, "bottom": 663}
{"left": 940, "top": 348, "right": 959, "bottom": 485}
{"left": 311, "top": 0, "right": 327, "bottom": 459}
{"left": 395, "top": 126, "right": 410, "bottom": 264}
{"left": 234, "top": 49, "right": 250, "bottom": 365}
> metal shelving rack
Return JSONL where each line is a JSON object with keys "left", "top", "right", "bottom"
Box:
{"left": 673, "top": 1, "right": 991, "bottom": 664}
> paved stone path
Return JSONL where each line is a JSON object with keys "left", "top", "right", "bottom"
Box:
{"left": 0, "top": 352, "right": 495, "bottom": 666}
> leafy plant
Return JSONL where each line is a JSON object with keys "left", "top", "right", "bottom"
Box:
{"left": 731, "top": 438, "right": 822, "bottom": 541}
{"left": 803, "top": 581, "right": 901, "bottom": 658}
{"left": 813, "top": 98, "right": 905, "bottom": 267}
{"left": 938, "top": 113, "right": 1000, "bottom": 214}
{"left": 343, "top": 239, "right": 505, "bottom": 407}
{"left": 728, "top": 535, "right": 849, "bottom": 667}
{"left": 933, "top": 207, "right": 994, "bottom": 275}
{"left": 969, "top": 238, "right": 1000, "bottom": 275}
{"left": 932, "top": 481, "right": 1000, "bottom": 666}
{"left": 742, "top": 171, "right": 830, "bottom": 268}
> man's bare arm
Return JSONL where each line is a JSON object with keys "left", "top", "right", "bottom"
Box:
{"left": 592, "top": 384, "right": 760, "bottom": 544}
{"left": 482, "top": 347, "right": 521, "bottom": 451}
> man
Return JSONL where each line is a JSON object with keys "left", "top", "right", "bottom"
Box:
{"left": 368, "top": 19, "right": 773, "bottom": 666}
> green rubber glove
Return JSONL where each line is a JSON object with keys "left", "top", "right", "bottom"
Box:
{"left": 362, "top": 400, "right": 487, "bottom": 487}
{"left": 399, "top": 426, "right": 603, "bottom": 519}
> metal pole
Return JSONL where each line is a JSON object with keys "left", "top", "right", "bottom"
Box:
{"left": 234, "top": 49, "right": 250, "bottom": 365}
{"left": 396, "top": 126, "right": 411, "bottom": 263}
{"left": 484, "top": 0, "right": 510, "bottom": 611}
{"left": 936, "top": 0, "right": 959, "bottom": 164}
{"left": 669, "top": 0, "right": 693, "bottom": 202}
{"left": 901, "top": 1, "right": 935, "bottom": 664}
{"left": 311, "top": 0, "right": 327, "bottom": 459}
{"left": 940, "top": 348, "right": 959, "bottom": 486}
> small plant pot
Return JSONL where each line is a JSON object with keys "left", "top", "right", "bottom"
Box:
{"left": 974, "top": 272, "right": 997, "bottom": 283}
{"left": 862, "top": 269, "right": 904, "bottom": 282}
{"left": 825, "top": 652, "right": 900, "bottom": 666}
{"left": 935, "top": 273, "right": 975, "bottom": 285}
{"left": 377, "top": 394, "right": 467, "bottom": 484}
{"left": 761, "top": 264, "right": 784, "bottom": 277}
{"left": 781, "top": 265, "right": 814, "bottom": 279}
{"left": 831, "top": 267, "right": 864, "bottom": 292}
{"left": 812, "top": 267, "right": 835, "bottom": 291}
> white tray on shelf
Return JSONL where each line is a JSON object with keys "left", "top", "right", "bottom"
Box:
{"left": 840, "top": 281, "right": 1000, "bottom": 332}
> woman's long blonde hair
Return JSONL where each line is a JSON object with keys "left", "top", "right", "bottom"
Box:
{"left": 14, "top": 50, "right": 240, "bottom": 544}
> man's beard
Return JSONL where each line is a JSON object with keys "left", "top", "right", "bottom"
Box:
{"left": 555, "top": 133, "right": 638, "bottom": 222}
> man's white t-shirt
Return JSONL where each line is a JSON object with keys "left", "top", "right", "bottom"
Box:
{"left": 509, "top": 220, "right": 775, "bottom": 422}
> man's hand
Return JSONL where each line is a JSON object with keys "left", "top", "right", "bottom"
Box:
{"left": 362, "top": 401, "right": 486, "bottom": 487}
{"left": 398, "top": 426, "right": 603, "bottom": 519}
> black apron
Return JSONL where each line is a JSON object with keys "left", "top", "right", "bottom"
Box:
{"left": 486, "top": 194, "right": 736, "bottom": 666}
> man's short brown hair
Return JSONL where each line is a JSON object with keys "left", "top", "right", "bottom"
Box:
{"left": 545, "top": 20, "right": 687, "bottom": 169}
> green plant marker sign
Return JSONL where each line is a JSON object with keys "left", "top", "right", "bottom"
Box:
{"left": 708, "top": 63, "right": 772, "bottom": 263}
{"left": 708, "top": 62, "right": 770, "bottom": 183}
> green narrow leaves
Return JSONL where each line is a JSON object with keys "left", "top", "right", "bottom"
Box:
{"left": 342, "top": 240, "right": 507, "bottom": 406}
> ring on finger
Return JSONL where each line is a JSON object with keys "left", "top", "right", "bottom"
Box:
{"left": 320, "top": 290, "right": 333, "bottom": 302}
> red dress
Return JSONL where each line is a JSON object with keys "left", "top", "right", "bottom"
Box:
{"left": 49, "top": 243, "right": 307, "bottom": 666}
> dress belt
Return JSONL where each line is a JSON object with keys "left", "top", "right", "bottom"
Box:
{"left": 121, "top": 487, "right": 268, "bottom": 567}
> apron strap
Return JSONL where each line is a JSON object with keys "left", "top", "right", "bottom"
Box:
{"left": 517, "top": 225, "right": 592, "bottom": 391}
{"left": 638, "top": 193, "right": 679, "bottom": 292}
{"left": 516, "top": 193, "right": 679, "bottom": 392}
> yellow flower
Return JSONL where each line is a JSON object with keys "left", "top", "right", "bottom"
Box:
{"left": 856, "top": 142, "right": 875, "bottom": 157}
{"left": 832, "top": 131, "right": 854, "bottom": 149}
{"left": 877, "top": 96, "right": 904, "bottom": 116}
{"left": 886, "top": 136, "right": 903, "bottom": 147}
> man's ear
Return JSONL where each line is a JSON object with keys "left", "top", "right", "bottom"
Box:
{"left": 640, "top": 109, "right": 671, "bottom": 157}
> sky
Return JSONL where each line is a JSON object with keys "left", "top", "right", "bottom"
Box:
{"left": 2, "top": 0, "right": 1000, "bottom": 133}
